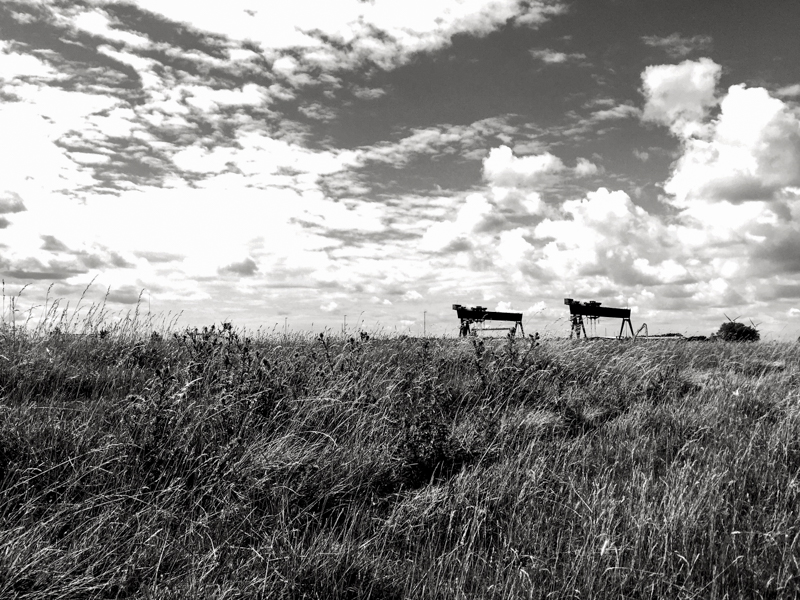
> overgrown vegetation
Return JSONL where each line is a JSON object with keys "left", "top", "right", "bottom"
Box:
{"left": 0, "top": 315, "right": 799, "bottom": 598}
{"left": 717, "top": 319, "right": 761, "bottom": 342}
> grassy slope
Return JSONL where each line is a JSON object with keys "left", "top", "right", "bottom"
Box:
{"left": 0, "top": 326, "right": 798, "bottom": 599}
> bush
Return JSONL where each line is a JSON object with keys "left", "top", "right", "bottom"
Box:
{"left": 717, "top": 320, "right": 760, "bottom": 342}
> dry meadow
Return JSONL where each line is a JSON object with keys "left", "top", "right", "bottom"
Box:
{"left": 0, "top": 319, "right": 798, "bottom": 599}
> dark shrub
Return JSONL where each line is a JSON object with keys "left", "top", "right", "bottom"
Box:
{"left": 717, "top": 321, "right": 760, "bottom": 342}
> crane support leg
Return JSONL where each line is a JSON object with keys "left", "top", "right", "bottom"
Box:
{"left": 618, "top": 317, "right": 634, "bottom": 339}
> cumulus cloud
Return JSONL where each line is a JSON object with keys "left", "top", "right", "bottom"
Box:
{"left": 664, "top": 85, "right": 800, "bottom": 204}
{"left": 0, "top": 191, "right": 26, "bottom": 214}
{"left": 421, "top": 144, "right": 570, "bottom": 258}
{"left": 533, "top": 188, "right": 675, "bottom": 285}
{"left": 482, "top": 145, "right": 565, "bottom": 188}
{"left": 421, "top": 193, "right": 495, "bottom": 252}
{"left": 643, "top": 59, "right": 800, "bottom": 214}
{"left": 320, "top": 301, "right": 339, "bottom": 312}
{"left": 574, "top": 158, "right": 600, "bottom": 177}
{"left": 639, "top": 58, "right": 800, "bottom": 304}
{"left": 5, "top": 4, "right": 797, "bottom": 335}
{"left": 641, "top": 57, "right": 721, "bottom": 137}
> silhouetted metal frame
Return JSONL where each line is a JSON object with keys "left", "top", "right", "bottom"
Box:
{"left": 452, "top": 304, "right": 524, "bottom": 337}
{"left": 564, "top": 299, "right": 635, "bottom": 339}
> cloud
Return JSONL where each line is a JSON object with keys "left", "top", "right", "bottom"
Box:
{"left": 73, "top": 9, "right": 152, "bottom": 49}
{"left": 2, "top": 255, "right": 88, "bottom": 281}
{"left": 420, "top": 193, "right": 495, "bottom": 252}
{"left": 664, "top": 85, "right": 800, "bottom": 205}
{"left": 561, "top": 103, "right": 642, "bottom": 137}
{"left": 298, "top": 103, "right": 338, "bottom": 122}
{"left": 776, "top": 84, "right": 800, "bottom": 98}
{"left": 106, "top": 285, "right": 146, "bottom": 305}
{"left": 590, "top": 104, "right": 641, "bottom": 121}
{"left": 636, "top": 58, "right": 800, "bottom": 303}
{"left": 420, "top": 144, "right": 570, "bottom": 258}
{"left": 641, "top": 57, "right": 721, "bottom": 137}
{"left": 219, "top": 257, "right": 258, "bottom": 276}
{"left": 4, "top": 4, "right": 797, "bottom": 335}
{"left": 482, "top": 145, "right": 565, "bottom": 188}
{"left": 642, "top": 33, "right": 713, "bottom": 59}
{"left": 750, "top": 227, "right": 800, "bottom": 276}
{"left": 0, "top": 42, "right": 59, "bottom": 79}
{"left": 357, "top": 117, "right": 524, "bottom": 167}
{"left": 171, "top": 133, "right": 359, "bottom": 186}
{"left": 352, "top": 86, "right": 386, "bottom": 100}
{"left": 41, "top": 235, "right": 69, "bottom": 252}
{"left": 525, "top": 301, "right": 546, "bottom": 314}
{"left": 533, "top": 188, "right": 676, "bottom": 285}
{"left": 320, "top": 301, "right": 339, "bottom": 312}
{"left": 0, "top": 191, "right": 26, "bottom": 214}
{"left": 574, "top": 158, "right": 600, "bottom": 177}
{"left": 118, "top": 0, "right": 566, "bottom": 77}
{"left": 529, "top": 48, "right": 586, "bottom": 64}
{"left": 0, "top": 100, "right": 103, "bottom": 196}
{"left": 181, "top": 83, "right": 269, "bottom": 111}
{"left": 134, "top": 250, "right": 184, "bottom": 263}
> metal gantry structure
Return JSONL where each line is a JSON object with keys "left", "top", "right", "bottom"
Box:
{"left": 564, "top": 298, "right": 635, "bottom": 339}
{"left": 452, "top": 304, "right": 524, "bottom": 337}
{"left": 451, "top": 299, "right": 644, "bottom": 339}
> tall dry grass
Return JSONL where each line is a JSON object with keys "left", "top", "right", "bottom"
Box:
{"left": 0, "top": 315, "right": 798, "bottom": 598}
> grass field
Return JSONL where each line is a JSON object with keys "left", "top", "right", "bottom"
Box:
{"left": 0, "top": 319, "right": 798, "bottom": 599}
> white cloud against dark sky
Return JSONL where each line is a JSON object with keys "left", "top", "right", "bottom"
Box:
{"left": 1, "top": 0, "right": 799, "bottom": 337}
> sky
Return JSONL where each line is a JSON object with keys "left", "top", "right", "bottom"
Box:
{"left": 1, "top": 0, "right": 800, "bottom": 338}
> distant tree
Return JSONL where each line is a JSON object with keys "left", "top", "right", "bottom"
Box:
{"left": 717, "top": 320, "right": 760, "bottom": 342}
